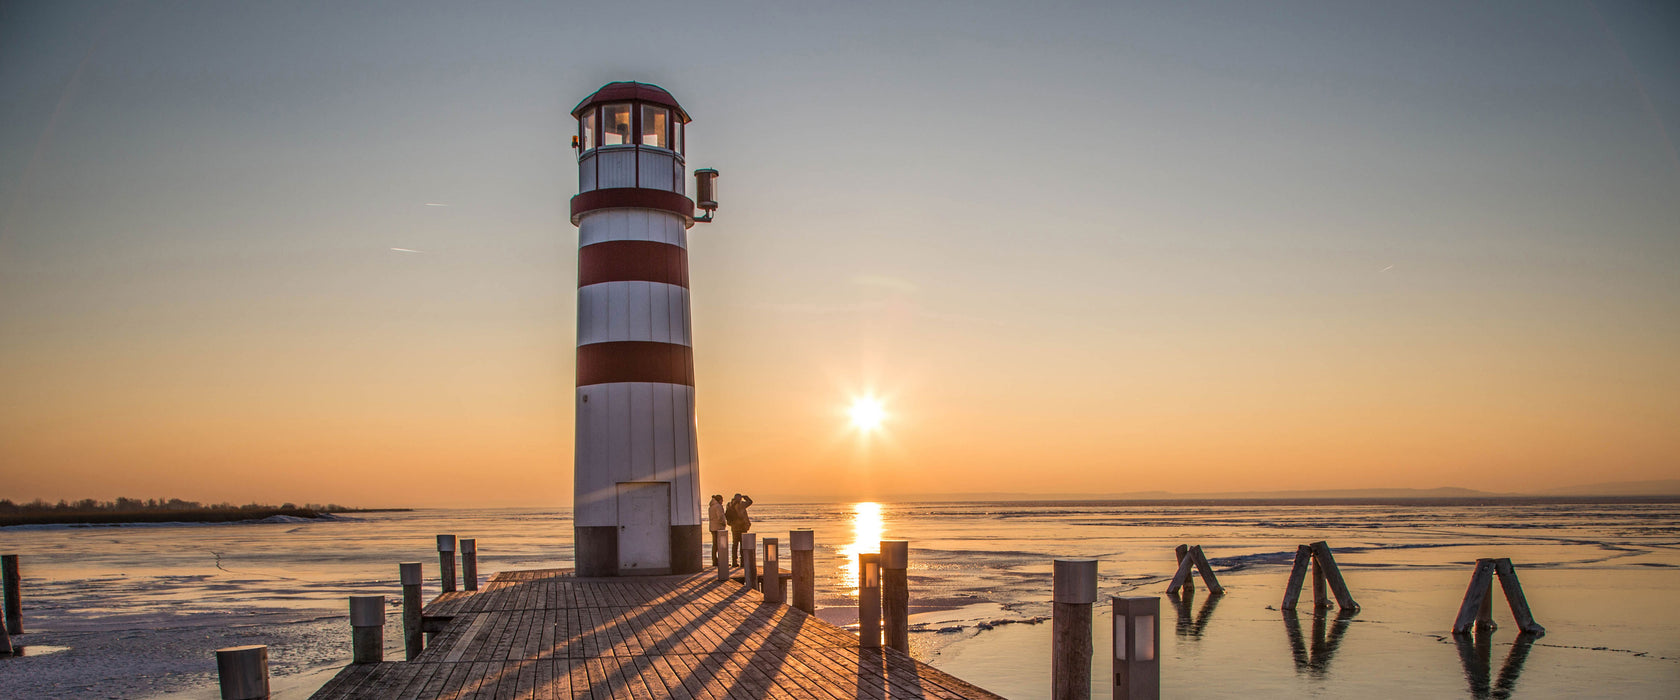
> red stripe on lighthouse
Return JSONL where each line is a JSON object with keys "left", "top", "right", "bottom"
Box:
{"left": 578, "top": 241, "right": 689, "bottom": 288}
{"left": 577, "top": 341, "right": 695, "bottom": 387}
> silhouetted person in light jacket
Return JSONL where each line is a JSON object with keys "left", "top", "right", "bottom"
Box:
{"left": 707, "top": 495, "right": 727, "bottom": 567}
{"left": 725, "top": 494, "right": 754, "bottom": 567}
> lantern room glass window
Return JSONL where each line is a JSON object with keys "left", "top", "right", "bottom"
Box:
{"left": 602, "top": 103, "right": 632, "bottom": 146}
{"left": 641, "top": 105, "right": 670, "bottom": 148}
{"left": 579, "top": 109, "right": 596, "bottom": 150}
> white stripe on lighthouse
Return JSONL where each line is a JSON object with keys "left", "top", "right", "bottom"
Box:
{"left": 575, "top": 382, "right": 699, "bottom": 527}
{"left": 578, "top": 282, "right": 691, "bottom": 346}
{"left": 578, "top": 209, "right": 688, "bottom": 248}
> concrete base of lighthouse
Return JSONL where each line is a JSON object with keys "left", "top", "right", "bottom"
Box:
{"left": 575, "top": 525, "right": 703, "bottom": 577}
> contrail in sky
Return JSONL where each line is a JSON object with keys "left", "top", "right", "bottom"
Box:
{"left": 424, "top": 203, "right": 449, "bottom": 207}
{"left": 390, "top": 247, "right": 427, "bottom": 253}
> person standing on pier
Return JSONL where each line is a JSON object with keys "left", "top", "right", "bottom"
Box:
{"left": 708, "top": 495, "right": 727, "bottom": 567}
{"left": 726, "top": 494, "right": 754, "bottom": 567}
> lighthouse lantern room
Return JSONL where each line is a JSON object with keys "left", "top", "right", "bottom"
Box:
{"left": 569, "top": 82, "right": 717, "bottom": 577}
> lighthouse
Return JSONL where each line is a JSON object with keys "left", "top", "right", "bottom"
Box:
{"left": 569, "top": 82, "right": 718, "bottom": 577}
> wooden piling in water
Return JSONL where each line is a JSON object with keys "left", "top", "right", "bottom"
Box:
{"left": 216, "top": 644, "right": 270, "bottom": 700}
{"left": 791, "top": 528, "right": 815, "bottom": 613}
{"left": 459, "top": 539, "right": 478, "bottom": 592}
{"left": 400, "top": 562, "right": 423, "bottom": 661}
{"left": 349, "top": 595, "right": 385, "bottom": 664}
{"left": 435, "top": 536, "right": 456, "bottom": 594}
{"left": 1308, "top": 541, "right": 1359, "bottom": 611}
{"left": 881, "top": 539, "right": 910, "bottom": 652}
{"left": 1187, "top": 546, "right": 1223, "bottom": 594}
{"left": 1281, "top": 545, "right": 1312, "bottom": 611}
{"left": 1174, "top": 545, "right": 1192, "bottom": 593}
{"left": 2, "top": 554, "right": 20, "bottom": 635}
{"left": 0, "top": 609, "right": 12, "bottom": 656}
{"left": 1493, "top": 558, "right": 1544, "bottom": 636}
{"left": 1052, "top": 558, "right": 1097, "bottom": 700}
{"left": 1311, "top": 554, "right": 1329, "bottom": 609}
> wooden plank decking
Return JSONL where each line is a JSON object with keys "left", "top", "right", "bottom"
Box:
{"left": 311, "top": 569, "right": 1004, "bottom": 699}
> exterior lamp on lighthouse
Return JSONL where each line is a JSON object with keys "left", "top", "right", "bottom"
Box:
{"left": 1113, "top": 596, "right": 1161, "bottom": 700}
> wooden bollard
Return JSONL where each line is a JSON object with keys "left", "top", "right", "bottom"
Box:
{"left": 741, "top": 533, "right": 758, "bottom": 591}
{"left": 400, "top": 562, "right": 424, "bottom": 660}
{"left": 2, "top": 554, "right": 20, "bottom": 635}
{"left": 714, "top": 530, "right": 729, "bottom": 583}
{"left": 1052, "top": 558, "right": 1098, "bottom": 700}
{"left": 1113, "top": 596, "right": 1161, "bottom": 700}
{"left": 762, "top": 537, "right": 784, "bottom": 603}
{"left": 216, "top": 644, "right": 270, "bottom": 700}
{"left": 349, "top": 595, "right": 385, "bottom": 664}
{"left": 460, "top": 539, "right": 478, "bottom": 592}
{"left": 436, "top": 535, "right": 457, "bottom": 593}
{"left": 881, "top": 539, "right": 909, "bottom": 652}
{"left": 790, "top": 529, "right": 815, "bottom": 613}
{"left": 858, "top": 552, "right": 882, "bottom": 648}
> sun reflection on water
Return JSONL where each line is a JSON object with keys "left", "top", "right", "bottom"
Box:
{"left": 839, "top": 502, "right": 884, "bottom": 593}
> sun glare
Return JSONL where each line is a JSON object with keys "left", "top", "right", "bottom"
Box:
{"left": 848, "top": 397, "right": 887, "bottom": 432}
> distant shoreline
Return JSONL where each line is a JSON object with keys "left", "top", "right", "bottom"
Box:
{"left": 0, "top": 507, "right": 411, "bottom": 528}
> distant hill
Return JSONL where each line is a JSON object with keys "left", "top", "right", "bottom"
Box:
{"left": 1538, "top": 479, "right": 1680, "bottom": 496}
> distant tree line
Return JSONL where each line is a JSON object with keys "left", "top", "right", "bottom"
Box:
{"left": 0, "top": 498, "right": 370, "bottom": 526}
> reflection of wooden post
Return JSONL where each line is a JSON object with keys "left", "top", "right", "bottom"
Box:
{"left": 400, "top": 562, "right": 424, "bottom": 660}
{"left": 350, "top": 595, "right": 385, "bottom": 664}
{"left": 881, "top": 540, "right": 909, "bottom": 652}
{"left": 714, "top": 530, "right": 730, "bottom": 583}
{"left": 741, "top": 533, "right": 757, "bottom": 591}
{"left": 858, "top": 553, "right": 881, "bottom": 648}
{"left": 791, "top": 529, "right": 815, "bottom": 613}
{"left": 2, "top": 554, "right": 20, "bottom": 635}
{"left": 460, "top": 539, "right": 478, "bottom": 592}
{"left": 436, "top": 535, "right": 457, "bottom": 593}
{"left": 216, "top": 645, "right": 270, "bottom": 700}
{"left": 1052, "top": 558, "right": 1097, "bottom": 700}
{"left": 1281, "top": 545, "right": 1312, "bottom": 611}
{"left": 1308, "top": 541, "right": 1358, "bottom": 611}
{"left": 0, "top": 611, "right": 12, "bottom": 656}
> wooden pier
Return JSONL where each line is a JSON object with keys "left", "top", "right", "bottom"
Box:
{"left": 311, "top": 568, "right": 1002, "bottom": 699}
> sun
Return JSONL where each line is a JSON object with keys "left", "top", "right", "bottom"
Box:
{"left": 848, "top": 397, "right": 887, "bottom": 432}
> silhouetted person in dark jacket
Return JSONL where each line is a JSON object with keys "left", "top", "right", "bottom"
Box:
{"left": 725, "top": 494, "right": 754, "bottom": 567}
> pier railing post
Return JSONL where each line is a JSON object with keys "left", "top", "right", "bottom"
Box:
{"left": 858, "top": 552, "right": 881, "bottom": 648}
{"left": 216, "top": 644, "right": 270, "bottom": 700}
{"left": 436, "top": 535, "right": 457, "bottom": 593}
{"left": 1113, "top": 596, "right": 1161, "bottom": 700}
{"left": 460, "top": 539, "right": 478, "bottom": 592}
{"left": 881, "top": 539, "right": 909, "bottom": 652}
{"left": 350, "top": 595, "right": 385, "bottom": 664}
{"left": 742, "top": 533, "right": 757, "bottom": 591}
{"left": 762, "top": 537, "right": 784, "bottom": 603}
{"left": 2, "top": 554, "right": 20, "bottom": 635}
{"left": 790, "top": 529, "right": 815, "bottom": 613}
{"left": 1052, "top": 558, "right": 1097, "bottom": 700}
{"left": 715, "top": 530, "right": 729, "bottom": 582}
{"left": 400, "top": 562, "right": 424, "bottom": 660}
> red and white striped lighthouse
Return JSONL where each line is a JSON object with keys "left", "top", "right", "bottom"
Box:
{"left": 569, "top": 82, "right": 718, "bottom": 577}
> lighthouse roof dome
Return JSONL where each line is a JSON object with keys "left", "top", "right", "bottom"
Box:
{"left": 572, "top": 81, "right": 690, "bottom": 122}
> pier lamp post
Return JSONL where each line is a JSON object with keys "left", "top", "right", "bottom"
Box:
{"left": 763, "top": 537, "right": 783, "bottom": 603}
{"left": 742, "top": 533, "right": 758, "bottom": 590}
{"left": 1113, "top": 596, "right": 1161, "bottom": 700}
{"left": 715, "top": 530, "right": 729, "bottom": 582}
{"left": 858, "top": 552, "right": 882, "bottom": 648}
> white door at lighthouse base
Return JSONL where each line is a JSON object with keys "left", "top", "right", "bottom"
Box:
{"left": 616, "top": 482, "right": 671, "bottom": 573}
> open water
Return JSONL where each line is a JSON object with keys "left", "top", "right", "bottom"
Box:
{"left": 0, "top": 501, "right": 1676, "bottom": 698}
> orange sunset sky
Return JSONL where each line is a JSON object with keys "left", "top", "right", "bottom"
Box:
{"left": 2, "top": 2, "right": 1677, "bottom": 506}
